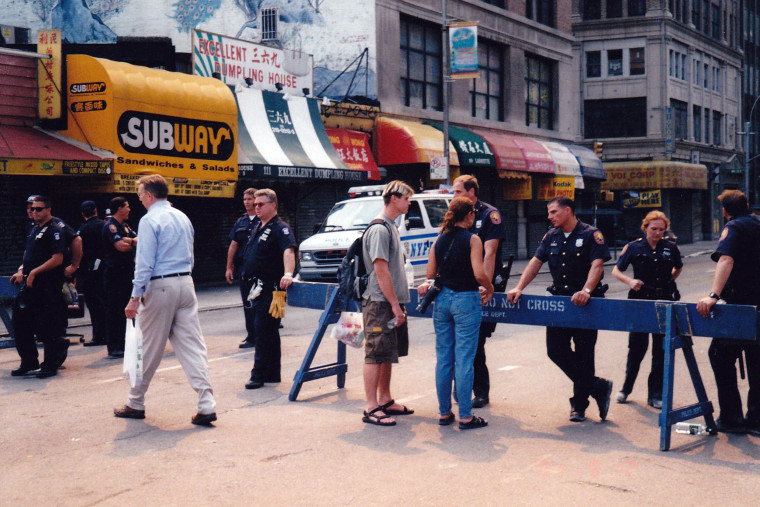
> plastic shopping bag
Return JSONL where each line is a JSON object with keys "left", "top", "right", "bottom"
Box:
{"left": 123, "top": 318, "right": 144, "bottom": 388}
{"left": 330, "top": 311, "right": 365, "bottom": 348}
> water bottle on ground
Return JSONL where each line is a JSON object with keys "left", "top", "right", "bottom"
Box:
{"left": 674, "top": 422, "right": 708, "bottom": 435}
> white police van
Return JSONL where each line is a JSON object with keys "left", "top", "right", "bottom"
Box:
{"left": 298, "top": 185, "right": 452, "bottom": 283}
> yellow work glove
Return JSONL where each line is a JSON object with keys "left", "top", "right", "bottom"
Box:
{"left": 269, "top": 291, "right": 286, "bottom": 319}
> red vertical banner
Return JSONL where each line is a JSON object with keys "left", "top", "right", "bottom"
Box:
{"left": 37, "top": 29, "right": 62, "bottom": 120}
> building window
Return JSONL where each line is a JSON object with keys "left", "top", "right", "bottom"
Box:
{"left": 713, "top": 111, "right": 722, "bottom": 145}
{"left": 704, "top": 63, "right": 709, "bottom": 88}
{"left": 692, "top": 0, "right": 701, "bottom": 29}
{"left": 584, "top": 0, "right": 601, "bottom": 20}
{"left": 693, "top": 105, "right": 702, "bottom": 142}
{"left": 584, "top": 98, "right": 647, "bottom": 138}
{"left": 526, "top": 0, "right": 555, "bottom": 27}
{"left": 711, "top": 4, "right": 720, "bottom": 39}
{"left": 607, "top": 0, "right": 622, "bottom": 18}
{"left": 608, "top": 49, "right": 623, "bottom": 76}
{"left": 470, "top": 40, "right": 504, "bottom": 121}
{"left": 713, "top": 66, "right": 721, "bottom": 92}
{"left": 630, "top": 47, "right": 645, "bottom": 75}
{"left": 525, "top": 54, "right": 554, "bottom": 130}
{"left": 480, "top": 0, "right": 506, "bottom": 7}
{"left": 400, "top": 16, "right": 442, "bottom": 111}
{"left": 586, "top": 51, "right": 601, "bottom": 78}
{"left": 702, "top": 0, "right": 709, "bottom": 36}
{"left": 704, "top": 108, "right": 710, "bottom": 144}
{"left": 671, "top": 99, "right": 688, "bottom": 139}
{"left": 628, "top": 0, "right": 646, "bottom": 16}
{"left": 693, "top": 58, "right": 700, "bottom": 83}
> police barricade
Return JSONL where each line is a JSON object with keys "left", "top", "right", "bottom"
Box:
{"left": 0, "top": 277, "right": 19, "bottom": 349}
{"left": 287, "top": 281, "right": 758, "bottom": 451}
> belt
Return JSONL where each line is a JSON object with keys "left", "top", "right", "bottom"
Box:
{"left": 150, "top": 271, "right": 191, "bottom": 280}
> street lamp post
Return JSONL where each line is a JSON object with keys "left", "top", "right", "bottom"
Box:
{"left": 745, "top": 95, "right": 760, "bottom": 205}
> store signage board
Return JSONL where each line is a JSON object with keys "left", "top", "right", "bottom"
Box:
{"left": 37, "top": 29, "right": 62, "bottom": 120}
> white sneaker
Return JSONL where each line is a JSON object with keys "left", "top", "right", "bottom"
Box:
{"left": 615, "top": 391, "right": 628, "bottom": 403}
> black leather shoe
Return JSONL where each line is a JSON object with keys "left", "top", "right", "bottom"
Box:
{"left": 114, "top": 405, "right": 145, "bottom": 419}
{"left": 569, "top": 410, "right": 586, "bottom": 422}
{"left": 35, "top": 369, "right": 58, "bottom": 379}
{"left": 245, "top": 378, "right": 265, "bottom": 389}
{"left": 83, "top": 340, "right": 106, "bottom": 347}
{"left": 11, "top": 365, "right": 39, "bottom": 376}
{"left": 108, "top": 350, "right": 124, "bottom": 359}
{"left": 191, "top": 412, "right": 217, "bottom": 426}
{"left": 715, "top": 417, "right": 747, "bottom": 434}
{"left": 472, "top": 396, "right": 490, "bottom": 408}
{"left": 239, "top": 341, "right": 255, "bottom": 349}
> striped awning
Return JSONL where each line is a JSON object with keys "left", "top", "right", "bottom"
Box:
{"left": 539, "top": 141, "right": 585, "bottom": 189}
{"left": 568, "top": 145, "right": 606, "bottom": 180}
{"left": 236, "top": 88, "right": 366, "bottom": 183}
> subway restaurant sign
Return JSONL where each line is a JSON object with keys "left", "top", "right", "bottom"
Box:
{"left": 62, "top": 55, "right": 238, "bottom": 184}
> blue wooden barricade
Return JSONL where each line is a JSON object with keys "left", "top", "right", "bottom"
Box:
{"left": 287, "top": 281, "right": 758, "bottom": 451}
{"left": 0, "top": 277, "right": 19, "bottom": 350}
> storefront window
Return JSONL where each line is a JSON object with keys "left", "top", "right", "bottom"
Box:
{"left": 400, "top": 15, "right": 442, "bottom": 111}
{"left": 525, "top": 54, "right": 554, "bottom": 130}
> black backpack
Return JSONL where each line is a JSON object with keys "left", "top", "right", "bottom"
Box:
{"left": 337, "top": 219, "right": 392, "bottom": 301}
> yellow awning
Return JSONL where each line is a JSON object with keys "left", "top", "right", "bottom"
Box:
{"left": 376, "top": 117, "right": 459, "bottom": 166}
{"left": 498, "top": 169, "right": 531, "bottom": 180}
{"left": 601, "top": 161, "right": 707, "bottom": 190}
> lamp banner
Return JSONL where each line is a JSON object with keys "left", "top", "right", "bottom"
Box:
{"left": 37, "top": 29, "right": 62, "bottom": 120}
{"left": 449, "top": 22, "right": 478, "bottom": 80}
{"left": 537, "top": 176, "right": 575, "bottom": 200}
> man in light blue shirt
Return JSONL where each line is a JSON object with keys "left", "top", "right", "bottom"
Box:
{"left": 113, "top": 174, "right": 217, "bottom": 426}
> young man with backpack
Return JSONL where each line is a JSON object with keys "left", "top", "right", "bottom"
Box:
{"left": 360, "top": 181, "right": 415, "bottom": 426}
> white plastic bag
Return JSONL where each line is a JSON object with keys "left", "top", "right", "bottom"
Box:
{"left": 123, "top": 318, "right": 144, "bottom": 388}
{"left": 330, "top": 311, "right": 365, "bottom": 348}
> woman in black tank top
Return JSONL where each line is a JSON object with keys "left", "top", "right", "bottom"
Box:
{"left": 417, "top": 197, "right": 494, "bottom": 430}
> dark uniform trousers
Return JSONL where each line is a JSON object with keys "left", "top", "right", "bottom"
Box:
{"left": 80, "top": 268, "right": 107, "bottom": 343}
{"left": 546, "top": 326, "right": 598, "bottom": 413}
{"left": 104, "top": 268, "right": 133, "bottom": 354}
{"left": 473, "top": 322, "right": 496, "bottom": 398}
{"left": 12, "top": 282, "right": 68, "bottom": 370}
{"left": 709, "top": 295, "right": 760, "bottom": 425}
{"left": 244, "top": 283, "right": 281, "bottom": 382}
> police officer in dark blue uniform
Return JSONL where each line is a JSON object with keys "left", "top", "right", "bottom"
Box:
{"left": 697, "top": 190, "right": 760, "bottom": 434}
{"left": 102, "top": 196, "right": 137, "bottom": 359}
{"left": 612, "top": 211, "right": 682, "bottom": 409}
{"left": 508, "top": 196, "right": 613, "bottom": 422}
{"left": 78, "top": 200, "right": 108, "bottom": 347}
{"left": 453, "top": 175, "right": 506, "bottom": 408}
{"left": 225, "top": 188, "right": 259, "bottom": 349}
{"left": 241, "top": 189, "right": 296, "bottom": 389}
{"left": 10, "top": 196, "right": 69, "bottom": 378}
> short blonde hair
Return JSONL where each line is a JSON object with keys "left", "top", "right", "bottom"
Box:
{"left": 641, "top": 210, "right": 670, "bottom": 233}
{"left": 254, "top": 188, "right": 278, "bottom": 206}
{"left": 382, "top": 180, "right": 414, "bottom": 205}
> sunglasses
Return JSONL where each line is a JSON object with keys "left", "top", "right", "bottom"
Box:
{"left": 253, "top": 201, "right": 273, "bottom": 207}
{"left": 30, "top": 206, "right": 48, "bottom": 212}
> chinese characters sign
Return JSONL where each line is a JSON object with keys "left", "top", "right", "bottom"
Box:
{"left": 192, "top": 29, "right": 313, "bottom": 94}
{"left": 449, "top": 22, "right": 478, "bottom": 80}
{"left": 36, "top": 29, "right": 61, "bottom": 119}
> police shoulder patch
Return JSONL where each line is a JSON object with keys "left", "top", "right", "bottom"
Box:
{"left": 593, "top": 230, "right": 605, "bottom": 245}
{"left": 489, "top": 210, "right": 501, "bottom": 225}
{"left": 719, "top": 227, "right": 729, "bottom": 241}
{"left": 108, "top": 224, "right": 118, "bottom": 233}
{"left": 282, "top": 227, "right": 290, "bottom": 235}
{"left": 54, "top": 232, "right": 61, "bottom": 240}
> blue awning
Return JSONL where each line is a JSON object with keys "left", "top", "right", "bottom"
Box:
{"left": 568, "top": 145, "right": 606, "bottom": 180}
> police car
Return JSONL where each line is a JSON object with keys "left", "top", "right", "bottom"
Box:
{"left": 297, "top": 185, "right": 452, "bottom": 283}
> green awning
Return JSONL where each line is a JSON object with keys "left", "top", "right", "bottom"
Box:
{"left": 427, "top": 123, "right": 495, "bottom": 168}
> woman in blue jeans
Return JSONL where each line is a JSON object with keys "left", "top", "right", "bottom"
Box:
{"left": 418, "top": 197, "right": 494, "bottom": 430}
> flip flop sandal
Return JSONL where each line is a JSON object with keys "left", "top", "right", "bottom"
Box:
{"left": 362, "top": 406, "right": 396, "bottom": 426}
{"left": 380, "top": 399, "right": 415, "bottom": 416}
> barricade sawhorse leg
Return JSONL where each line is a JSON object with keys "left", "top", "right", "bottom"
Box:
{"left": 289, "top": 285, "right": 356, "bottom": 401}
{"left": 658, "top": 302, "right": 717, "bottom": 451}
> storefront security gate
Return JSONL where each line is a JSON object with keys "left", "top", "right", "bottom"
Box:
{"left": 287, "top": 282, "right": 758, "bottom": 451}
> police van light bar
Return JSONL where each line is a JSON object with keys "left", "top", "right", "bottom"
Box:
{"left": 348, "top": 185, "right": 385, "bottom": 198}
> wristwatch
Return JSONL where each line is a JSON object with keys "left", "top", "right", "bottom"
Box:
{"left": 708, "top": 292, "right": 721, "bottom": 300}
{"left": 583, "top": 288, "right": 592, "bottom": 294}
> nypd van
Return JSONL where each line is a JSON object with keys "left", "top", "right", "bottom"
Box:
{"left": 297, "top": 185, "right": 452, "bottom": 283}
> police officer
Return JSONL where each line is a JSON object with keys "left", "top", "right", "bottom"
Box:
{"left": 225, "top": 187, "right": 259, "bottom": 349}
{"left": 102, "top": 196, "right": 137, "bottom": 359}
{"left": 507, "top": 196, "right": 613, "bottom": 422}
{"left": 611, "top": 211, "right": 682, "bottom": 409}
{"left": 452, "top": 175, "right": 506, "bottom": 408}
{"left": 697, "top": 190, "right": 760, "bottom": 435}
{"left": 10, "top": 196, "right": 69, "bottom": 378}
{"left": 240, "top": 189, "right": 296, "bottom": 389}
{"left": 78, "top": 200, "right": 108, "bottom": 347}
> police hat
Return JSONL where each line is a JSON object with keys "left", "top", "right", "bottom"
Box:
{"left": 80, "top": 200, "right": 97, "bottom": 215}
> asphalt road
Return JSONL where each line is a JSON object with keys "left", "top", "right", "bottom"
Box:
{"left": 2, "top": 251, "right": 760, "bottom": 505}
